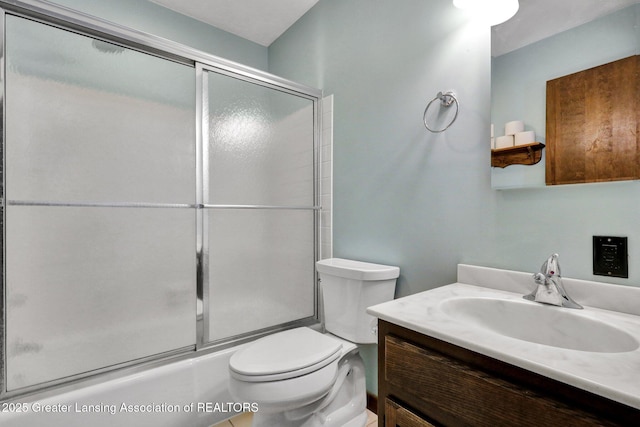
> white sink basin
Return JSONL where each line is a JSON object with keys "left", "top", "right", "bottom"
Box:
{"left": 439, "top": 297, "right": 639, "bottom": 353}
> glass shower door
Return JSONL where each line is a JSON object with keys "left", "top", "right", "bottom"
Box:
{"left": 4, "top": 16, "right": 197, "bottom": 390}
{"left": 1, "top": 6, "right": 322, "bottom": 395}
{"left": 203, "top": 69, "right": 318, "bottom": 343}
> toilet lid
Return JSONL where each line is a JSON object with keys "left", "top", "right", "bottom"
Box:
{"left": 229, "top": 328, "right": 342, "bottom": 381}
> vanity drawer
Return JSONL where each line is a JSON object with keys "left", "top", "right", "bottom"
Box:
{"left": 385, "top": 399, "right": 435, "bottom": 427}
{"left": 383, "top": 334, "right": 613, "bottom": 427}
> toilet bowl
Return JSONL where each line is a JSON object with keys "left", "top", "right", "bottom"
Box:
{"left": 228, "top": 258, "right": 399, "bottom": 427}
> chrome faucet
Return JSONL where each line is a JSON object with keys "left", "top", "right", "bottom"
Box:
{"left": 523, "top": 253, "right": 582, "bottom": 309}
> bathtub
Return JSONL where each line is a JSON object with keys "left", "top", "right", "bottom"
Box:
{"left": 0, "top": 343, "right": 249, "bottom": 427}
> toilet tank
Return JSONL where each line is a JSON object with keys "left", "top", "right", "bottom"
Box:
{"left": 316, "top": 258, "right": 399, "bottom": 344}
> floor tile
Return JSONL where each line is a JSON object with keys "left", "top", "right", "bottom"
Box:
{"left": 229, "top": 412, "right": 253, "bottom": 427}
{"left": 366, "top": 408, "right": 378, "bottom": 426}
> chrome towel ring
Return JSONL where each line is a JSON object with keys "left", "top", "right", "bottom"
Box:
{"left": 423, "top": 91, "right": 459, "bottom": 133}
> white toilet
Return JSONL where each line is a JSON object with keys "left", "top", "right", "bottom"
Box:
{"left": 228, "top": 258, "right": 400, "bottom": 427}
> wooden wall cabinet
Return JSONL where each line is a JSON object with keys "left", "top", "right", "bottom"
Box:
{"left": 546, "top": 55, "right": 640, "bottom": 185}
{"left": 377, "top": 320, "right": 640, "bottom": 427}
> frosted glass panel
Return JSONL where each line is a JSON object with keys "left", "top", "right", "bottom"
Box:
{"left": 5, "top": 206, "right": 196, "bottom": 390}
{"left": 208, "top": 209, "right": 315, "bottom": 341}
{"left": 208, "top": 72, "right": 315, "bottom": 206}
{"left": 5, "top": 16, "right": 195, "bottom": 204}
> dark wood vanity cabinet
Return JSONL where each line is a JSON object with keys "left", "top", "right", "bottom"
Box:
{"left": 377, "top": 320, "right": 640, "bottom": 427}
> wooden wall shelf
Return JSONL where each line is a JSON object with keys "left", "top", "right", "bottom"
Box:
{"left": 491, "top": 142, "right": 545, "bottom": 168}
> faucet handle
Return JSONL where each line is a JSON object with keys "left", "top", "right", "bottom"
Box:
{"left": 540, "top": 253, "right": 561, "bottom": 277}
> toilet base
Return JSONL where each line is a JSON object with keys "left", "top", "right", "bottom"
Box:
{"left": 251, "top": 352, "right": 367, "bottom": 427}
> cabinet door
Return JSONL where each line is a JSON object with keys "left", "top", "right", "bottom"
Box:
{"left": 385, "top": 399, "right": 435, "bottom": 427}
{"left": 546, "top": 55, "right": 639, "bottom": 185}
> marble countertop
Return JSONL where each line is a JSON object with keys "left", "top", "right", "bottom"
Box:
{"left": 367, "top": 265, "right": 640, "bottom": 410}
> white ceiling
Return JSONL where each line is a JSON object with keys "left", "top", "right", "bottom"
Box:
{"left": 492, "top": 0, "right": 640, "bottom": 56}
{"left": 149, "top": 0, "right": 319, "bottom": 47}
{"left": 148, "top": 0, "right": 640, "bottom": 54}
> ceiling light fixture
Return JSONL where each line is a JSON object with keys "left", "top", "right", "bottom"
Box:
{"left": 453, "top": 0, "right": 519, "bottom": 26}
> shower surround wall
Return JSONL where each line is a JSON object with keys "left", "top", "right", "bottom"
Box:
{"left": 0, "top": 1, "right": 322, "bottom": 402}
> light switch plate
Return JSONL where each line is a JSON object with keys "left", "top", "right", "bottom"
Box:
{"left": 593, "top": 236, "right": 628, "bottom": 278}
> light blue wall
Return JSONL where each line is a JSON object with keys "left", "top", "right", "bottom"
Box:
{"left": 270, "top": 0, "right": 640, "bottom": 289}
{"left": 268, "top": 0, "right": 495, "bottom": 396}
{"left": 269, "top": 0, "right": 640, "bottom": 394}
{"left": 492, "top": 5, "right": 639, "bottom": 138}
{"left": 490, "top": 5, "right": 640, "bottom": 283}
{"left": 47, "top": 0, "right": 268, "bottom": 70}
{"left": 270, "top": 0, "right": 495, "bottom": 297}
{"left": 491, "top": 5, "right": 639, "bottom": 188}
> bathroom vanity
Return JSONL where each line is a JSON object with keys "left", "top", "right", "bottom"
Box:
{"left": 368, "top": 265, "right": 640, "bottom": 426}
{"left": 377, "top": 321, "right": 636, "bottom": 426}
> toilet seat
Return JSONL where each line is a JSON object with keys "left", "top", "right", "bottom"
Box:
{"left": 230, "top": 328, "right": 342, "bottom": 382}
